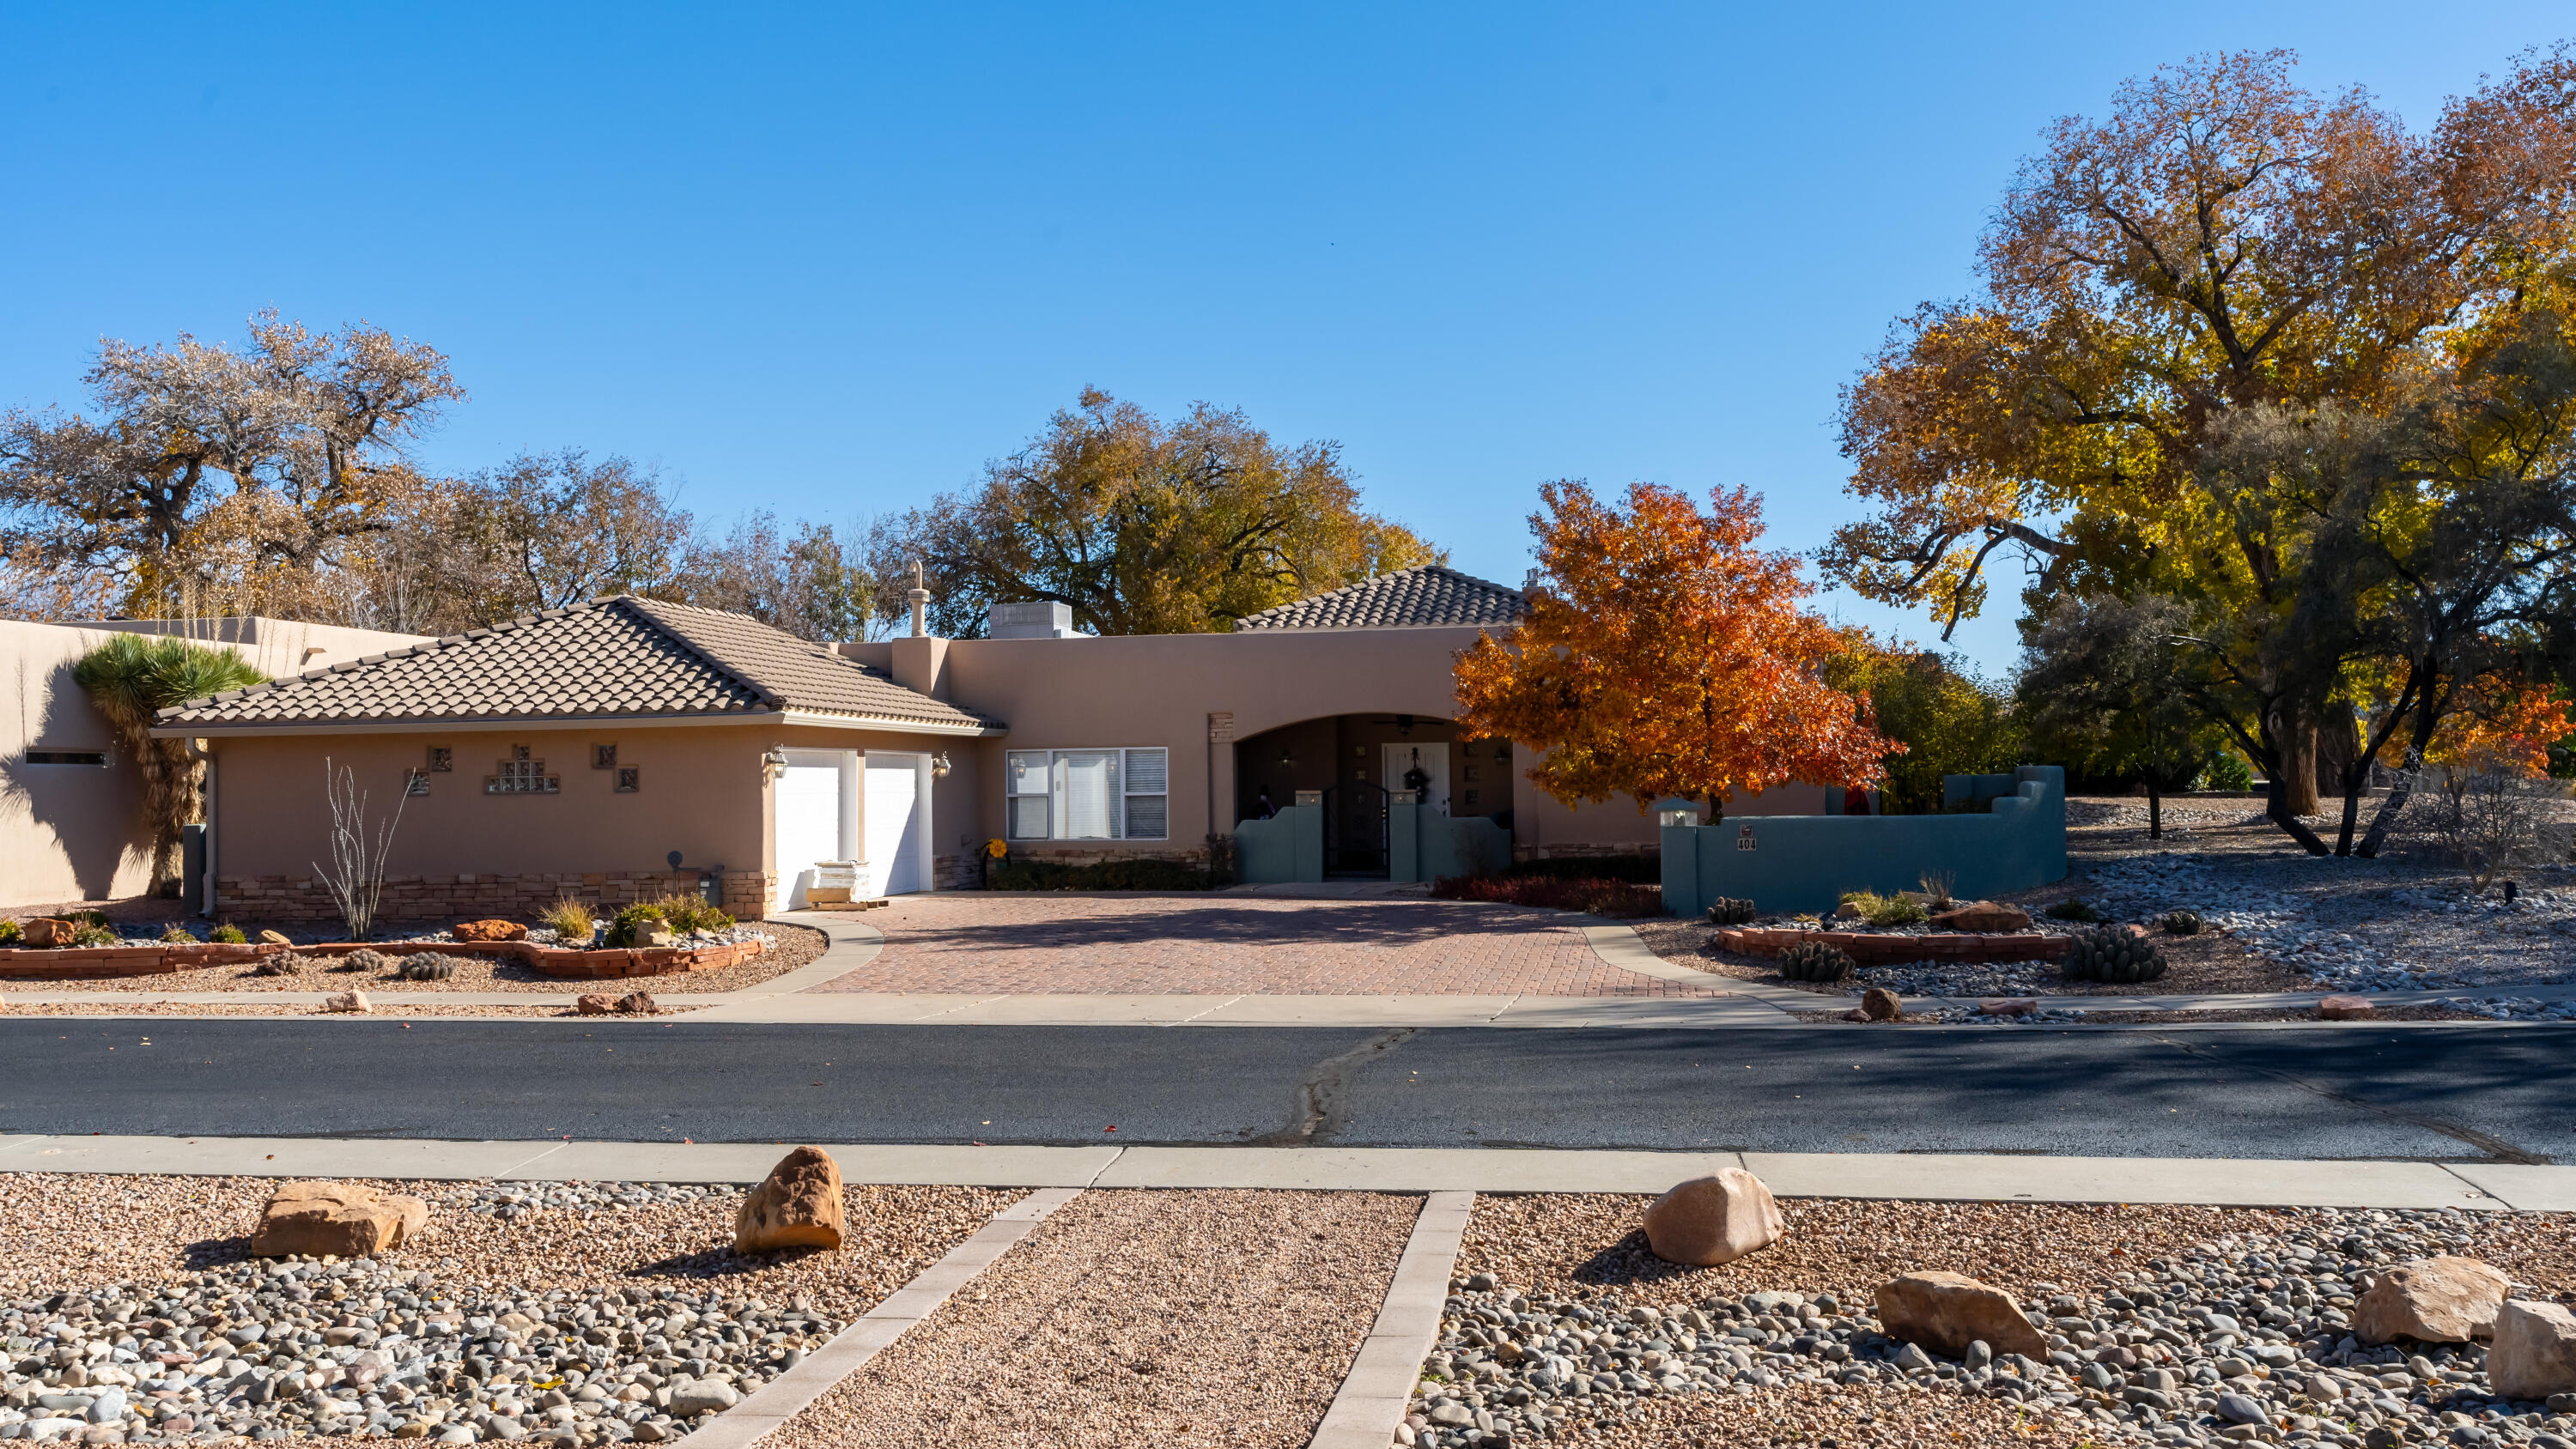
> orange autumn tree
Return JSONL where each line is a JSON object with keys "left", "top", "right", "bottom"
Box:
{"left": 1453, "top": 481, "right": 1899, "bottom": 822}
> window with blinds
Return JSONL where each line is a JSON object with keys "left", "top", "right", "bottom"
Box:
{"left": 1004, "top": 747, "right": 1170, "bottom": 840}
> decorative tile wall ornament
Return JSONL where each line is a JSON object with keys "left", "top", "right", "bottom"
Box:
{"left": 404, "top": 768, "right": 430, "bottom": 797}
{"left": 427, "top": 746, "right": 453, "bottom": 773}
{"left": 485, "top": 747, "right": 560, "bottom": 795}
{"left": 615, "top": 766, "right": 641, "bottom": 793}
{"left": 593, "top": 743, "right": 618, "bottom": 770}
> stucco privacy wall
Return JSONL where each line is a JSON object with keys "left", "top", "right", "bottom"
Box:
{"left": 1661, "top": 766, "right": 2069, "bottom": 919}
{"left": 3, "top": 617, "right": 427, "bottom": 909}
{"left": 204, "top": 720, "right": 967, "bottom": 921}
{"left": 843, "top": 627, "right": 1670, "bottom": 861}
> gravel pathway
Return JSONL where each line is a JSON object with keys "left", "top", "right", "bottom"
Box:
{"left": 8, "top": 927, "right": 826, "bottom": 997}
{"left": 1409, "top": 1193, "right": 2576, "bottom": 1447}
{"left": 770, "top": 1189, "right": 1418, "bottom": 1449}
{"left": 0, "top": 1172, "right": 1012, "bottom": 1446}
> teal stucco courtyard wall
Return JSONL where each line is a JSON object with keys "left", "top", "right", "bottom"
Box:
{"left": 1661, "top": 766, "right": 2067, "bottom": 919}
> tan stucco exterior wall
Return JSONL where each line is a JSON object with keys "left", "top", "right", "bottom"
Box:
{"left": 3, "top": 616, "right": 428, "bottom": 909}
{"left": 198, "top": 718, "right": 980, "bottom": 918}
{"left": 845, "top": 627, "right": 1684, "bottom": 859}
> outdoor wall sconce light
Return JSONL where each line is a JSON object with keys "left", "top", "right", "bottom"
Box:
{"left": 760, "top": 746, "right": 789, "bottom": 779}
{"left": 1653, "top": 797, "right": 1703, "bottom": 828}
{"left": 931, "top": 751, "right": 952, "bottom": 779}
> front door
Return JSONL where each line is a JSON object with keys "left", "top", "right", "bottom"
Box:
{"left": 863, "top": 754, "right": 928, "bottom": 896}
{"left": 1383, "top": 743, "right": 1450, "bottom": 815}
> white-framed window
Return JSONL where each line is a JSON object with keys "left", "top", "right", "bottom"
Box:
{"left": 1006, "top": 747, "right": 1170, "bottom": 840}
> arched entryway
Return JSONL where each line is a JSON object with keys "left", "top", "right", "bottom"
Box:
{"left": 1232, "top": 713, "right": 1513, "bottom": 878}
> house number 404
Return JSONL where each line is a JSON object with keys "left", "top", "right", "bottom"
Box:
{"left": 1736, "top": 825, "right": 1757, "bottom": 852}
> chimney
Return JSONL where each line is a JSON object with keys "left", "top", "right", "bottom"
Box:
{"left": 1522, "top": 568, "right": 1540, "bottom": 591}
{"left": 907, "top": 559, "right": 930, "bottom": 640}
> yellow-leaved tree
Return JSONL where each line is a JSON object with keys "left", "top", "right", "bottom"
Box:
{"left": 1453, "top": 481, "right": 1897, "bottom": 822}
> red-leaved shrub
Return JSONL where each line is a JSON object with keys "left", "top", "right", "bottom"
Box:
{"left": 1430, "top": 874, "right": 1666, "bottom": 917}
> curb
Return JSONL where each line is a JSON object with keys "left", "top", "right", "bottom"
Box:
{"left": 1309, "top": 1191, "right": 1473, "bottom": 1449}
{"left": 675, "top": 1186, "right": 1078, "bottom": 1449}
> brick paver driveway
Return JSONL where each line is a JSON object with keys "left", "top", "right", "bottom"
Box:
{"left": 807, "top": 894, "right": 1719, "bottom": 997}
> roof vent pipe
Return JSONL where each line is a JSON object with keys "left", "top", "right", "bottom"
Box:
{"left": 907, "top": 559, "right": 930, "bottom": 640}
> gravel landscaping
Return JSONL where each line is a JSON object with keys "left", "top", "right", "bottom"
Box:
{"left": 1410, "top": 1193, "right": 2576, "bottom": 1448}
{"left": 5, "top": 926, "right": 825, "bottom": 997}
{"left": 0, "top": 1172, "right": 1012, "bottom": 1445}
{"left": 0, "top": 1003, "right": 713, "bottom": 1019}
{"left": 770, "top": 1188, "right": 1417, "bottom": 1449}
{"left": 1789, "top": 1003, "right": 2491, "bottom": 1027}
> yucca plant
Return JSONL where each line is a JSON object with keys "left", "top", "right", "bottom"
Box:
{"left": 71, "top": 634, "right": 264, "bottom": 891}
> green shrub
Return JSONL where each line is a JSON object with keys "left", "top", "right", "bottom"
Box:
{"left": 541, "top": 898, "right": 597, "bottom": 943}
{"left": 210, "top": 923, "right": 248, "bottom": 944}
{"left": 1840, "top": 890, "right": 1928, "bottom": 927}
{"left": 70, "top": 923, "right": 118, "bottom": 947}
{"left": 605, "top": 903, "right": 665, "bottom": 949}
{"left": 645, "top": 892, "right": 735, "bottom": 934}
{"left": 161, "top": 924, "right": 201, "bottom": 944}
{"left": 987, "top": 858, "right": 1219, "bottom": 892}
{"left": 66, "top": 909, "right": 112, "bottom": 929}
{"left": 2202, "top": 751, "right": 2254, "bottom": 792}
{"left": 1777, "top": 940, "right": 1855, "bottom": 982}
{"left": 1431, "top": 874, "right": 1664, "bottom": 917}
{"left": 2044, "top": 897, "right": 2100, "bottom": 923}
{"left": 0, "top": 919, "right": 21, "bottom": 946}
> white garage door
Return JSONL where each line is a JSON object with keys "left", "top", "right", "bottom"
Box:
{"left": 775, "top": 761, "right": 844, "bottom": 909}
{"left": 864, "top": 755, "right": 927, "bottom": 896}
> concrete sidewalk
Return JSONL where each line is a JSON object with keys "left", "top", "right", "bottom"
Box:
{"left": 4, "top": 1131, "right": 2567, "bottom": 1210}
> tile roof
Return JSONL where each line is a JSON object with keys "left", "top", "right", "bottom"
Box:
{"left": 1233, "top": 566, "right": 1528, "bottom": 632}
{"left": 154, "top": 596, "right": 997, "bottom": 734}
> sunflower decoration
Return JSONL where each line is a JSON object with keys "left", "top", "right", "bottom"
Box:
{"left": 985, "top": 838, "right": 1010, "bottom": 859}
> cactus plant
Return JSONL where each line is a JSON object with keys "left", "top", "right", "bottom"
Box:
{"left": 2160, "top": 909, "right": 2205, "bottom": 936}
{"left": 253, "top": 953, "right": 307, "bottom": 976}
{"left": 1777, "top": 940, "right": 1855, "bottom": 983}
{"left": 337, "top": 947, "right": 392, "bottom": 974}
{"left": 1707, "top": 897, "right": 1757, "bottom": 926}
{"left": 2044, "top": 897, "right": 2100, "bottom": 923}
{"left": 399, "top": 954, "right": 460, "bottom": 981}
{"left": 2058, "top": 925, "right": 2169, "bottom": 984}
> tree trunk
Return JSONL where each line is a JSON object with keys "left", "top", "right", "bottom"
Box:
{"left": 2276, "top": 720, "right": 2320, "bottom": 816}
{"left": 2265, "top": 767, "right": 2332, "bottom": 855}
{"left": 2148, "top": 779, "right": 2162, "bottom": 840}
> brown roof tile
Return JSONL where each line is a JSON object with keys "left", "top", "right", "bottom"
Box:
{"left": 153, "top": 597, "right": 997, "bottom": 734}
{"left": 1233, "top": 566, "right": 1527, "bottom": 631}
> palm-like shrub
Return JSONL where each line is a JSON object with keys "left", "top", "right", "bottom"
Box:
{"left": 71, "top": 634, "right": 264, "bottom": 889}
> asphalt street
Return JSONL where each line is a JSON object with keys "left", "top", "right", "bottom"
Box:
{"left": 1, "top": 1021, "right": 2566, "bottom": 1163}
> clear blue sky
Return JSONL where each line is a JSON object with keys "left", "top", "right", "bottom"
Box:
{"left": 3, "top": 3, "right": 2566, "bottom": 672}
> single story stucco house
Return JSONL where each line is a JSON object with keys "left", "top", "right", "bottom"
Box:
{"left": 149, "top": 567, "right": 1841, "bottom": 920}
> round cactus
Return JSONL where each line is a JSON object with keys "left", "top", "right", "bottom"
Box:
{"left": 399, "top": 955, "right": 460, "bottom": 982}
{"left": 2160, "top": 909, "right": 2205, "bottom": 936}
{"left": 1777, "top": 940, "right": 1855, "bottom": 983}
{"left": 1707, "top": 897, "right": 1757, "bottom": 926}
{"left": 2058, "top": 925, "right": 2169, "bottom": 984}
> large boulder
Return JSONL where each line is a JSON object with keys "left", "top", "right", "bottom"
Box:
{"left": 735, "top": 1147, "right": 846, "bottom": 1252}
{"left": 23, "top": 918, "right": 75, "bottom": 949}
{"left": 1860, "top": 987, "right": 1902, "bottom": 1022}
{"left": 615, "top": 991, "right": 659, "bottom": 1015}
{"left": 251, "top": 1182, "right": 429, "bottom": 1258}
{"left": 1874, "top": 1271, "right": 2047, "bottom": 1360}
{"left": 2318, "top": 995, "right": 2377, "bottom": 1021}
{"left": 1931, "top": 902, "right": 2032, "bottom": 933}
{"left": 452, "top": 919, "right": 528, "bottom": 943}
{"left": 324, "top": 991, "right": 371, "bottom": 1014}
{"left": 1641, "top": 1168, "right": 1784, "bottom": 1266}
{"left": 574, "top": 993, "right": 618, "bottom": 1016}
{"left": 2490, "top": 1300, "right": 2576, "bottom": 1400}
{"left": 2354, "top": 1256, "right": 2509, "bottom": 1343}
